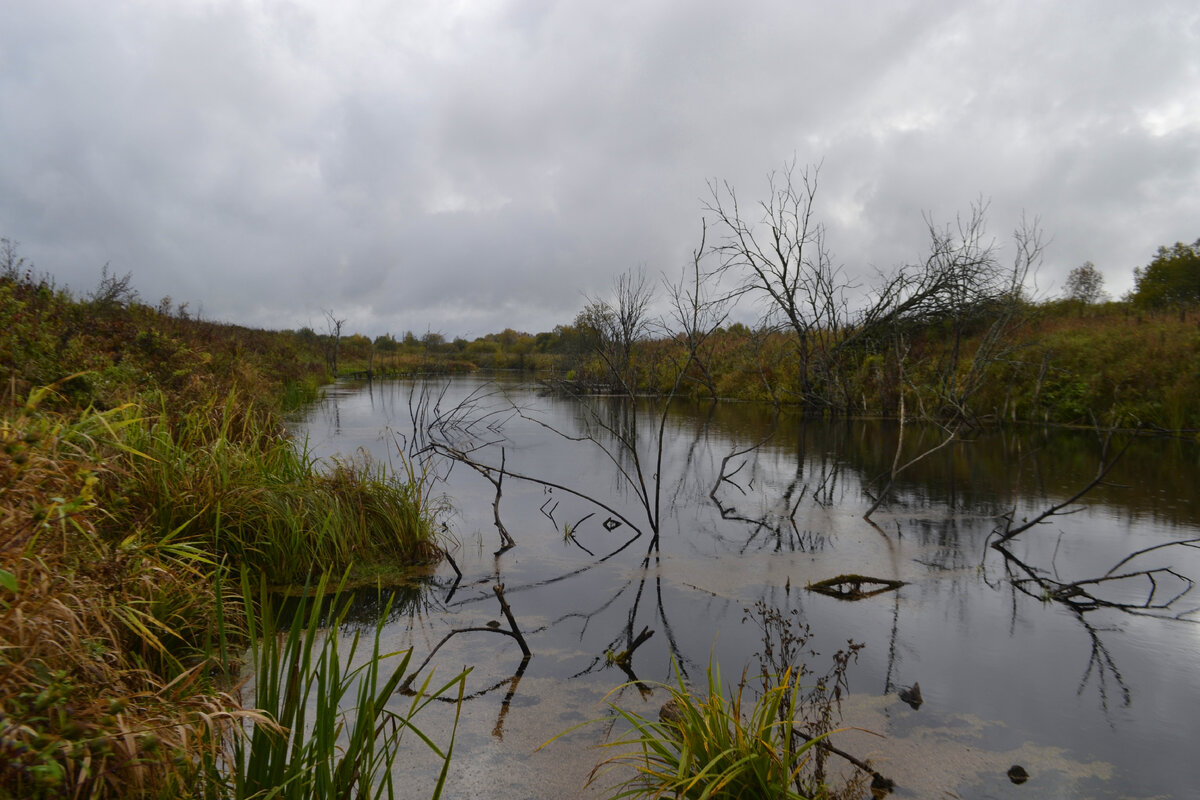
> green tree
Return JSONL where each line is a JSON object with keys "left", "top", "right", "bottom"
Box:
{"left": 1064, "top": 261, "right": 1107, "bottom": 304}
{"left": 1132, "top": 239, "right": 1200, "bottom": 313}
{"left": 374, "top": 333, "right": 399, "bottom": 352}
{"left": 420, "top": 330, "right": 446, "bottom": 350}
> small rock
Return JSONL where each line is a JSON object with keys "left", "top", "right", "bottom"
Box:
{"left": 1007, "top": 764, "right": 1029, "bottom": 785}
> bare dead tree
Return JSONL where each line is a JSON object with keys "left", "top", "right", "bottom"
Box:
{"left": 664, "top": 220, "right": 733, "bottom": 399}
{"left": 706, "top": 161, "right": 850, "bottom": 410}
{"left": 577, "top": 267, "right": 656, "bottom": 393}
{"left": 88, "top": 263, "right": 138, "bottom": 310}
{"left": 577, "top": 260, "right": 732, "bottom": 558}
{"left": 1, "top": 237, "right": 29, "bottom": 281}
{"left": 708, "top": 162, "right": 1042, "bottom": 421}
{"left": 323, "top": 309, "right": 347, "bottom": 378}
{"left": 929, "top": 213, "right": 1044, "bottom": 423}
{"left": 863, "top": 212, "right": 1044, "bottom": 521}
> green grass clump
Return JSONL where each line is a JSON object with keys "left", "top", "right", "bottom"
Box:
{"left": 1, "top": 396, "right": 235, "bottom": 798}
{"left": 1, "top": 384, "right": 447, "bottom": 798}
{"left": 108, "top": 394, "right": 444, "bottom": 586}
{"left": 0, "top": 249, "right": 465, "bottom": 799}
{"left": 587, "top": 660, "right": 829, "bottom": 800}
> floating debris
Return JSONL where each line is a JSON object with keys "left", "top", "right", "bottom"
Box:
{"left": 899, "top": 681, "right": 923, "bottom": 710}
{"left": 807, "top": 574, "right": 906, "bottom": 600}
{"left": 870, "top": 772, "right": 896, "bottom": 796}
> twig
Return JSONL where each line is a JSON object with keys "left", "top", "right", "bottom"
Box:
{"left": 442, "top": 548, "right": 463, "bottom": 603}
{"left": 564, "top": 512, "right": 596, "bottom": 556}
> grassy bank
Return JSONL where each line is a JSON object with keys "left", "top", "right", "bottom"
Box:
{"left": 1, "top": 272, "right": 448, "bottom": 798}
{"left": 512, "top": 303, "right": 1200, "bottom": 432}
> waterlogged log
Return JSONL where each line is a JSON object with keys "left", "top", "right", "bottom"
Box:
{"left": 806, "top": 574, "right": 906, "bottom": 601}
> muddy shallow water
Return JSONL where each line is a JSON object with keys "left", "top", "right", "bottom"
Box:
{"left": 291, "top": 375, "right": 1200, "bottom": 799}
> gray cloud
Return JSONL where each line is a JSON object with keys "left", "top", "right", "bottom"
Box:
{"left": 2, "top": 0, "right": 1198, "bottom": 337}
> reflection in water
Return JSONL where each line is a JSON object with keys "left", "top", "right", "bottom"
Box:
{"left": 290, "top": 375, "right": 1200, "bottom": 800}
{"left": 272, "top": 579, "right": 433, "bottom": 631}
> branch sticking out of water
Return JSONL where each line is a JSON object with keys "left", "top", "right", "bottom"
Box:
{"left": 606, "top": 625, "right": 654, "bottom": 669}
{"left": 493, "top": 583, "right": 531, "bottom": 657}
{"left": 399, "top": 583, "right": 531, "bottom": 691}
{"left": 991, "top": 432, "right": 1132, "bottom": 546}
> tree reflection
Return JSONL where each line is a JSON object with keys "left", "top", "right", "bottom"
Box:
{"left": 984, "top": 434, "right": 1200, "bottom": 716}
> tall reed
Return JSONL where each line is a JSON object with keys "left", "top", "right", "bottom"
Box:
{"left": 207, "top": 572, "right": 468, "bottom": 800}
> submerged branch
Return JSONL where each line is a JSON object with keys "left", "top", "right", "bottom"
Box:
{"left": 399, "top": 583, "right": 531, "bottom": 690}
{"left": 992, "top": 433, "right": 1133, "bottom": 546}
{"left": 790, "top": 729, "right": 893, "bottom": 795}
{"left": 433, "top": 441, "right": 646, "bottom": 560}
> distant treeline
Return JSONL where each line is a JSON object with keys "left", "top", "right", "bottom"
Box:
{"left": 331, "top": 234, "right": 1200, "bottom": 433}
{"left": 3, "top": 231, "right": 1198, "bottom": 432}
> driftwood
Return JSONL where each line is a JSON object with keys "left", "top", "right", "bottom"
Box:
{"left": 807, "top": 575, "right": 906, "bottom": 601}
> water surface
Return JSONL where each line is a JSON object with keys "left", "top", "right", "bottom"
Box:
{"left": 292, "top": 375, "right": 1200, "bottom": 799}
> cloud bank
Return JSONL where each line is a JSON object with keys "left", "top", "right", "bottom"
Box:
{"left": 2, "top": 0, "right": 1197, "bottom": 337}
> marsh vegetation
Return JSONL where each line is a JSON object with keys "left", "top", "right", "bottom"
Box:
{"left": 0, "top": 260, "right": 456, "bottom": 799}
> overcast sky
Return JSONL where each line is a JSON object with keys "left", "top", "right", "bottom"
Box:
{"left": 2, "top": 1, "right": 1198, "bottom": 339}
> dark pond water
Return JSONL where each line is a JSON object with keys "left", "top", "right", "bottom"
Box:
{"left": 291, "top": 374, "right": 1200, "bottom": 799}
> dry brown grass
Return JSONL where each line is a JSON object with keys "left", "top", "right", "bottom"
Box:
{"left": 0, "top": 400, "right": 251, "bottom": 799}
